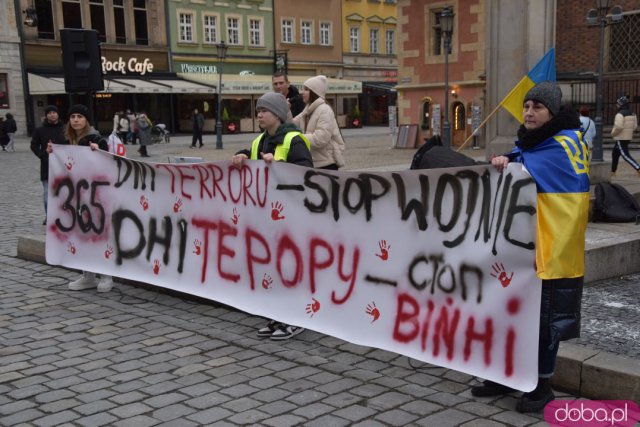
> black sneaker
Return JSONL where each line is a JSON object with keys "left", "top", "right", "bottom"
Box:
{"left": 257, "top": 320, "right": 280, "bottom": 337}
{"left": 270, "top": 324, "right": 304, "bottom": 341}
{"left": 470, "top": 380, "right": 516, "bottom": 397}
{"left": 516, "top": 388, "right": 554, "bottom": 413}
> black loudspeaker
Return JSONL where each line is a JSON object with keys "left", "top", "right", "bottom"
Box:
{"left": 60, "top": 29, "right": 104, "bottom": 93}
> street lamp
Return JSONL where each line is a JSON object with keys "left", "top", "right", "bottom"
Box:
{"left": 587, "top": 0, "right": 623, "bottom": 162}
{"left": 440, "top": 6, "right": 454, "bottom": 149}
{"left": 215, "top": 41, "right": 228, "bottom": 150}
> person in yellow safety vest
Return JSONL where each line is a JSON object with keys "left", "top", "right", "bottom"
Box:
{"left": 231, "top": 92, "right": 313, "bottom": 341}
{"left": 233, "top": 92, "right": 313, "bottom": 169}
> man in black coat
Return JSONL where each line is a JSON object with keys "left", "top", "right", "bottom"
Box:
{"left": 272, "top": 72, "right": 305, "bottom": 119}
{"left": 30, "top": 105, "right": 65, "bottom": 224}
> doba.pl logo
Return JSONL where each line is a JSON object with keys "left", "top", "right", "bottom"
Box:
{"left": 544, "top": 400, "right": 640, "bottom": 426}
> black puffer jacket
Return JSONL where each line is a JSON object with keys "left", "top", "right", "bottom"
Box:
{"left": 287, "top": 85, "right": 305, "bottom": 118}
{"left": 73, "top": 128, "right": 109, "bottom": 151}
{"left": 30, "top": 120, "right": 66, "bottom": 181}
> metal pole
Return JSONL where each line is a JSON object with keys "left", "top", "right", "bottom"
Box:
{"left": 216, "top": 64, "right": 223, "bottom": 149}
{"left": 442, "top": 36, "right": 451, "bottom": 149}
{"left": 592, "top": 17, "right": 606, "bottom": 162}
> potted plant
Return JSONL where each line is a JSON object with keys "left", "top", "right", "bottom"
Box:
{"left": 349, "top": 104, "right": 362, "bottom": 128}
{"left": 222, "top": 107, "right": 240, "bottom": 134}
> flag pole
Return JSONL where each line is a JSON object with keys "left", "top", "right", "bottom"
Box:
{"left": 455, "top": 102, "right": 502, "bottom": 152}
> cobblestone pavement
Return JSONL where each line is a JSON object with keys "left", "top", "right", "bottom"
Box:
{"left": 1, "top": 130, "right": 636, "bottom": 426}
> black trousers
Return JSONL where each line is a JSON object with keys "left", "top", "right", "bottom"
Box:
{"left": 612, "top": 140, "right": 640, "bottom": 172}
{"left": 191, "top": 130, "right": 203, "bottom": 147}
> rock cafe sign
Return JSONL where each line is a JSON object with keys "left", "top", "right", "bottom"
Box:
{"left": 102, "top": 56, "right": 154, "bottom": 76}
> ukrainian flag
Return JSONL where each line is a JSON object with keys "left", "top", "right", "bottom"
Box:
{"left": 500, "top": 48, "right": 557, "bottom": 123}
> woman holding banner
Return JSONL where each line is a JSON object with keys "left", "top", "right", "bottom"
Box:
{"left": 47, "top": 104, "right": 113, "bottom": 293}
{"left": 475, "top": 82, "right": 589, "bottom": 412}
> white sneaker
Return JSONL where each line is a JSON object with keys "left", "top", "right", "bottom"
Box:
{"left": 68, "top": 272, "right": 98, "bottom": 290}
{"left": 97, "top": 276, "right": 113, "bottom": 293}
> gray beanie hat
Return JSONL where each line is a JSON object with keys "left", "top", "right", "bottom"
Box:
{"left": 256, "top": 92, "right": 289, "bottom": 123}
{"left": 524, "top": 81, "right": 562, "bottom": 116}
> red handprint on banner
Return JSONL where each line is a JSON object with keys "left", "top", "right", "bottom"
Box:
{"left": 375, "top": 240, "right": 391, "bottom": 261}
{"left": 153, "top": 259, "right": 160, "bottom": 275}
{"left": 193, "top": 239, "right": 202, "bottom": 255}
{"left": 261, "top": 273, "right": 273, "bottom": 290}
{"left": 173, "top": 198, "right": 183, "bottom": 213}
{"left": 65, "top": 156, "right": 75, "bottom": 171}
{"left": 490, "top": 262, "right": 514, "bottom": 288}
{"left": 67, "top": 242, "right": 76, "bottom": 254}
{"left": 104, "top": 245, "right": 114, "bottom": 259}
{"left": 270, "top": 201, "right": 285, "bottom": 221}
{"left": 305, "top": 298, "right": 320, "bottom": 317}
{"left": 365, "top": 302, "right": 380, "bottom": 323}
{"left": 231, "top": 207, "right": 240, "bottom": 225}
{"left": 139, "top": 195, "right": 149, "bottom": 211}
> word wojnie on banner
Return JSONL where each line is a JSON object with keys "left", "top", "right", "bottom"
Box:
{"left": 46, "top": 146, "right": 541, "bottom": 392}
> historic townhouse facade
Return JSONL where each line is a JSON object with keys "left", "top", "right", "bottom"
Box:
{"left": 342, "top": 0, "right": 398, "bottom": 126}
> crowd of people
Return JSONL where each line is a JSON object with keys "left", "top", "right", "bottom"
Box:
{"left": 16, "top": 73, "right": 637, "bottom": 414}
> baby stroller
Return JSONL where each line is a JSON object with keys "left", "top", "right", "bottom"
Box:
{"left": 150, "top": 123, "right": 170, "bottom": 144}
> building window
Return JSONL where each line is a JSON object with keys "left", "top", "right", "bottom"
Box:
{"left": 133, "top": 0, "right": 148, "bottom": 45}
{"left": 89, "top": 0, "right": 106, "bottom": 42}
{"left": 179, "top": 12, "right": 194, "bottom": 43}
{"left": 35, "top": 0, "right": 55, "bottom": 40}
{"left": 350, "top": 27, "right": 360, "bottom": 53}
{"left": 301, "top": 21, "right": 312, "bottom": 45}
{"left": 0, "top": 74, "right": 9, "bottom": 109}
{"left": 204, "top": 15, "right": 218, "bottom": 44}
{"left": 114, "top": 0, "right": 126, "bottom": 44}
{"left": 249, "top": 18, "right": 262, "bottom": 46}
{"left": 282, "top": 19, "right": 293, "bottom": 43}
{"left": 421, "top": 100, "right": 430, "bottom": 130}
{"left": 369, "top": 28, "right": 379, "bottom": 54}
{"left": 432, "top": 9, "right": 451, "bottom": 56}
{"left": 320, "top": 22, "right": 331, "bottom": 46}
{"left": 62, "top": 0, "right": 82, "bottom": 29}
{"left": 385, "top": 29, "right": 395, "bottom": 54}
{"left": 609, "top": 13, "right": 640, "bottom": 72}
{"left": 227, "top": 17, "right": 241, "bottom": 45}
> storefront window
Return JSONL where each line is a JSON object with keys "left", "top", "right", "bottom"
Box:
{"left": 225, "top": 99, "right": 251, "bottom": 120}
{"left": 0, "top": 74, "right": 9, "bottom": 109}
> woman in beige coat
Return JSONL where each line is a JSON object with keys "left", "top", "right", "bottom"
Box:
{"left": 611, "top": 95, "right": 639, "bottom": 176}
{"left": 293, "top": 75, "right": 346, "bottom": 170}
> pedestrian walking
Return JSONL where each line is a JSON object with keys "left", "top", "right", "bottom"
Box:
{"left": 46, "top": 104, "right": 113, "bottom": 293}
{"left": 476, "top": 82, "right": 590, "bottom": 413}
{"left": 272, "top": 71, "right": 305, "bottom": 119}
{"left": 232, "top": 92, "right": 313, "bottom": 341}
{"left": 2, "top": 112, "right": 17, "bottom": 152}
{"left": 191, "top": 107, "right": 205, "bottom": 148}
{"left": 293, "top": 75, "right": 346, "bottom": 170}
{"left": 127, "top": 109, "right": 139, "bottom": 145}
{"left": 30, "top": 105, "right": 65, "bottom": 225}
{"left": 611, "top": 95, "right": 639, "bottom": 176}
{"left": 137, "top": 112, "right": 152, "bottom": 157}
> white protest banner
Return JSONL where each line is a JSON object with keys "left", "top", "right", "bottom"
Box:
{"left": 46, "top": 145, "right": 541, "bottom": 391}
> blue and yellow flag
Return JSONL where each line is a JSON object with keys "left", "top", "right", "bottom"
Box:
{"left": 500, "top": 48, "right": 556, "bottom": 123}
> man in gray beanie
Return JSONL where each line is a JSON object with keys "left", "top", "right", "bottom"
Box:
{"left": 231, "top": 91, "right": 313, "bottom": 341}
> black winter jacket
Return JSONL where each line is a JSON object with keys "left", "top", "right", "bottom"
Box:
{"left": 30, "top": 120, "right": 66, "bottom": 181}
{"left": 287, "top": 85, "right": 305, "bottom": 118}
{"left": 74, "top": 128, "right": 109, "bottom": 151}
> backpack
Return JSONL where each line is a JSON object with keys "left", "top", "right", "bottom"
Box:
{"left": 593, "top": 182, "right": 640, "bottom": 224}
{"left": 410, "top": 135, "right": 478, "bottom": 170}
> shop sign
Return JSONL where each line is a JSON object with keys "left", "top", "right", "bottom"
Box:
{"left": 102, "top": 57, "right": 154, "bottom": 75}
{"left": 179, "top": 64, "right": 218, "bottom": 74}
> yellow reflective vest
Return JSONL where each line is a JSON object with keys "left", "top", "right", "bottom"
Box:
{"left": 250, "top": 131, "right": 311, "bottom": 161}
